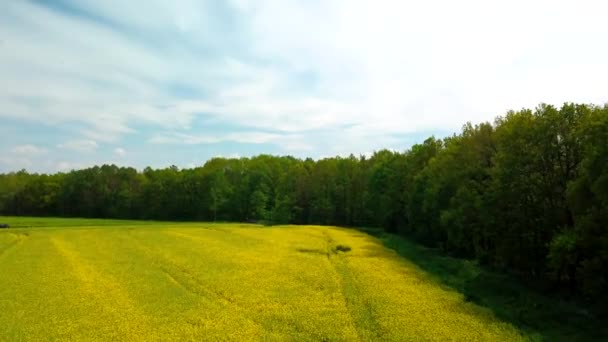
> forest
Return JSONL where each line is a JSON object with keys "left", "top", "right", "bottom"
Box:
{"left": 1, "top": 103, "right": 607, "bottom": 308}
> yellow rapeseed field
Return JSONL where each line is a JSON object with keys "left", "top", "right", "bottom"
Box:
{"left": 0, "top": 218, "right": 528, "bottom": 341}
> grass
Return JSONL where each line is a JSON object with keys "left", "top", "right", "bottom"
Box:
{"left": 0, "top": 216, "right": 185, "bottom": 229}
{"left": 0, "top": 217, "right": 555, "bottom": 340}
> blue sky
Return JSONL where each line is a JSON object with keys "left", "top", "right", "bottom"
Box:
{"left": 1, "top": 0, "right": 607, "bottom": 173}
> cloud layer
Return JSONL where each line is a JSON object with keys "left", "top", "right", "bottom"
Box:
{"left": 1, "top": 0, "right": 607, "bottom": 172}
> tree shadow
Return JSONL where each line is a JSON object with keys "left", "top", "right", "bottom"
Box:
{"left": 352, "top": 227, "right": 606, "bottom": 342}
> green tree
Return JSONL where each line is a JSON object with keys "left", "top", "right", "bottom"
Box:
{"left": 209, "top": 170, "right": 231, "bottom": 222}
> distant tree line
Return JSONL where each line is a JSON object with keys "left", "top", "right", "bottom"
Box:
{"left": 1, "top": 103, "right": 607, "bottom": 304}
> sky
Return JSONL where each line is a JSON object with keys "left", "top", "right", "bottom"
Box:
{"left": 1, "top": 0, "right": 607, "bottom": 173}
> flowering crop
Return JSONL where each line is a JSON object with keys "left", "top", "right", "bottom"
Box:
{"left": 0, "top": 218, "right": 528, "bottom": 341}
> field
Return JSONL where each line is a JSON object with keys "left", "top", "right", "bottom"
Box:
{"left": 0, "top": 217, "right": 539, "bottom": 340}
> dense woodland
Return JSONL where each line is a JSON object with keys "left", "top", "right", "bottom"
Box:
{"left": 1, "top": 103, "right": 607, "bottom": 307}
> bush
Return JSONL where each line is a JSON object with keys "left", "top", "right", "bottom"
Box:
{"left": 334, "top": 244, "right": 351, "bottom": 253}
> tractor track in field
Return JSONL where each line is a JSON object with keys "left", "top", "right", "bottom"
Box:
{"left": 321, "top": 229, "right": 385, "bottom": 341}
{"left": 126, "top": 233, "right": 236, "bottom": 305}
{"left": 49, "top": 236, "right": 157, "bottom": 338}
{"left": 123, "top": 231, "right": 267, "bottom": 331}
{"left": 158, "top": 263, "right": 237, "bottom": 305}
{"left": 0, "top": 232, "right": 28, "bottom": 259}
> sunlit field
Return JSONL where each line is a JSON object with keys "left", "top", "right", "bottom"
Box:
{"left": 0, "top": 217, "right": 528, "bottom": 341}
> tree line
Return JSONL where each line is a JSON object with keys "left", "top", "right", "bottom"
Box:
{"left": 1, "top": 103, "right": 606, "bottom": 305}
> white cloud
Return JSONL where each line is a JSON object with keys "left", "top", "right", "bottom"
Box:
{"left": 54, "top": 161, "right": 103, "bottom": 172}
{"left": 149, "top": 131, "right": 316, "bottom": 152}
{"left": 211, "top": 153, "right": 242, "bottom": 160}
{"left": 56, "top": 161, "right": 76, "bottom": 172}
{"left": 149, "top": 131, "right": 282, "bottom": 145}
{"left": 11, "top": 144, "right": 47, "bottom": 156}
{"left": 114, "top": 147, "right": 127, "bottom": 157}
{"left": 1, "top": 144, "right": 48, "bottom": 171}
{"left": 57, "top": 140, "right": 98, "bottom": 153}
{"left": 0, "top": 156, "right": 33, "bottom": 170}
